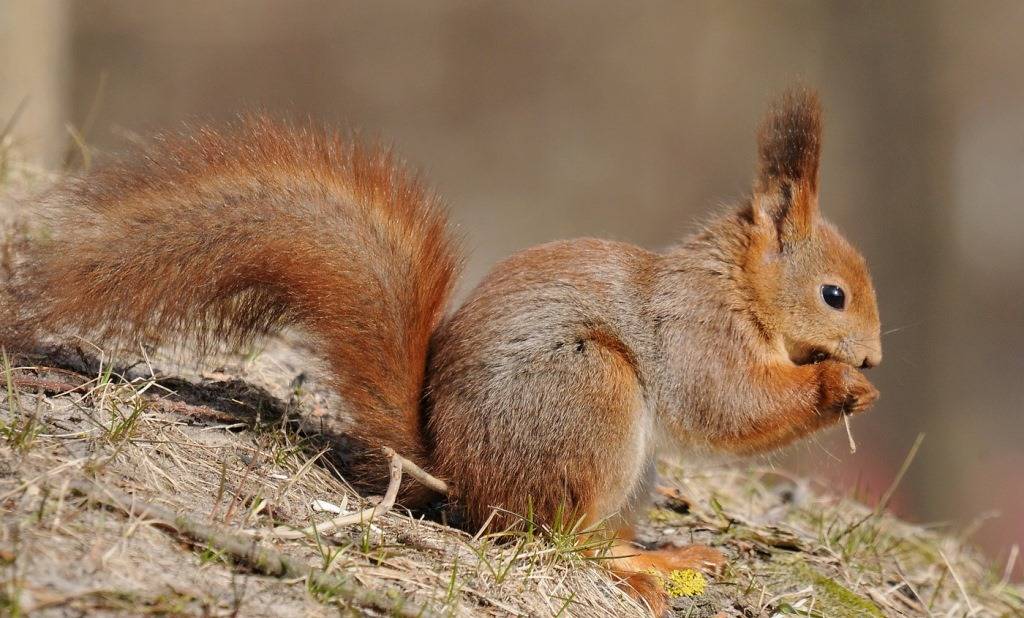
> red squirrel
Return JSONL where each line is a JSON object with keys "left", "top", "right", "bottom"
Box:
{"left": 8, "top": 88, "right": 880, "bottom": 614}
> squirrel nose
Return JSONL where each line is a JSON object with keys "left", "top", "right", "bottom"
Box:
{"left": 860, "top": 351, "right": 882, "bottom": 369}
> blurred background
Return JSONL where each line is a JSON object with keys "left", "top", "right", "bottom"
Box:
{"left": 2, "top": 0, "right": 1021, "bottom": 577}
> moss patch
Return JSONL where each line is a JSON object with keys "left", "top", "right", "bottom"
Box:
{"left": 790, "top": 561, "right": 884, "bottom": 617}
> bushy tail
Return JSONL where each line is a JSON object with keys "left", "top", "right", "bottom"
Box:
{"left": 13, "top": 117, "right": 461, "bottom": 480}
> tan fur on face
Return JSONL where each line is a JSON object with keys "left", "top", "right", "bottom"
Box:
{"left": 744, "top": 90, "right": 881, "bottom": 368}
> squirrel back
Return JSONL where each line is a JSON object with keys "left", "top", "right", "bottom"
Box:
{"left": 11, "top": 117, "right": 461, "bottom": 488}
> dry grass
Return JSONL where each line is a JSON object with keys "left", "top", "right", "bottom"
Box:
{"left": 0, "top": 340, "right": 652, "bottom": 617}
{"left": 1, "top": 167, "right": 1022, "bottom": 617}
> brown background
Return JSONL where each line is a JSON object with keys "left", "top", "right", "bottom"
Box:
{"left": 3, "top": 0, "right": 1021, "bottom": 575}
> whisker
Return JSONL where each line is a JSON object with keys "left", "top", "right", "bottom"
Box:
{"left": 881, "top": 322, "right": 922, "bottom": 337}
{"left": 844, "top": 336, "right": 882, "bottom": 354}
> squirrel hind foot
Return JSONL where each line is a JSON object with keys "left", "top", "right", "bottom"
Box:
{"left": 642, "top": 544, "right": 728, "bottom": 575}
{"left": 604, "top": 539, "right": 728, "bottom": 616}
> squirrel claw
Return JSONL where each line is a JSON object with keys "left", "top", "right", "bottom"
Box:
{"left": 822, "top": 361, "right": 880, "bottom": 416}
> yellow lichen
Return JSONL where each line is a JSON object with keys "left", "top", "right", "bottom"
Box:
{"left": 645, "top": 568, "right": 706, "bottom": 597}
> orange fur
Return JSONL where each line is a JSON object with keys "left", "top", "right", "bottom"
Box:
{"left": 11, "top": 118, "right": 460, "bottom": 492}
{"left": 6, "top": 89, "right": 881, "bottom": 615}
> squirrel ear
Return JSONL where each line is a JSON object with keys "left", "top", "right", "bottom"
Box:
{"left": 751, "top": 87, "right": 822, "bottom": 244}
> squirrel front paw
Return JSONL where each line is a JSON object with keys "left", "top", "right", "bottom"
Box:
{"left": 819, "top": 361, "right": 879, "bottom": 415}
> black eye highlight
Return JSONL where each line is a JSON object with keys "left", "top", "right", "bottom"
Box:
{"left": 821, "top": 284, "right": 846, "bottom": 310}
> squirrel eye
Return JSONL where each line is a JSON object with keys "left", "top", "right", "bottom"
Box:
{"left": 821, "top": 284, "right": 846, "bottom": 310}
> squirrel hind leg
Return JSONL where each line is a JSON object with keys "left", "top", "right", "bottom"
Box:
{"left": 602, "top": 535, "right": 727, "bottom": 616}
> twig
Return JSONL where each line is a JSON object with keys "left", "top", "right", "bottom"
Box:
{"left": 841, "top": 412, "right": 857, "bottom": 454}
{"left": 320, "top": 446, "right": 403, "bottom": 530}
{"left": 260, "top": 447, "right": 403, "bottom": 540}
{"left": 254, "top": 446, "right": 448, "bottom": 541}
{"left": 68, "top": 479, "right": 437, "bottom": 618}
{"left": 395, "top": 449, "right": 449, "bottom": 495}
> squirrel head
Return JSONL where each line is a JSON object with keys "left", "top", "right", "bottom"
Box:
{"left": 743, "top": 89, "right": 881, "bottom": 369}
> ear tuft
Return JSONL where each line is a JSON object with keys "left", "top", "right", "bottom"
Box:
{"left": 757, "top": 87, "right": 822, "bottom": 193}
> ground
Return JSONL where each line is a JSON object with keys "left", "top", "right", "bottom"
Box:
{"left": 0, "top": 150, "right": 1022, "bottom": 617}
{"left": 0, "top": 335, "right": 1021, "bottom": 617}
